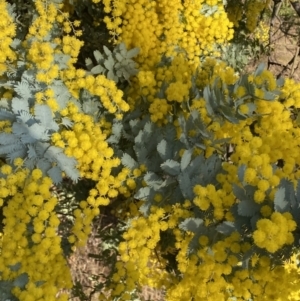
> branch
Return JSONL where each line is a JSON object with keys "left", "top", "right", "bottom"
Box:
{"left": 289, "top": 0, "right": 300, "bottom": 17}
{"left": 268, "top": 0, "right": 284, "bottom": 69}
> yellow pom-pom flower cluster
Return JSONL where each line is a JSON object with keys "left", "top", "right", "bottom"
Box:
{"left": 100, "top": 0, "right": 233, "bottom": 67}
{"left": 226, "top": 0, "right": 270, "bottom": 33}
{"left": 245, "top": 0, "right": 269, "bottom": 32}
{"left": 109, "top": 207, "right": 169, "bottom": 298}
{"left": 97, "top": 0, "right": 235, "bottom": 127}
{"left": 84, "top": 74, "right": 130, "bottom": 118}
{"left": 0, "top": 166, "right": 71, "bottom": 301}
{"left": 27, "top": 41, "right": 54, "bottom": 70}
{"left": 253, "top": 212, "right": 296, "bottom": 253}
{"left": 254, "top": 21, "right": 270, "bottom": 47}
{"left": 27, "top": 0, "right": 58, "bottom": 40}
{"left": 52, "top": 102, "right": 123, "bottom": 246}
{"left": 0, "top": 0, "right": 16, "bottom": 74}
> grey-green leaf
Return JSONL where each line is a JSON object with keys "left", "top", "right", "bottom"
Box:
{"left": 274, "top": 187, "right": 288, "bottom": 212}
{"left": 181, "top": 149, "right": 193, "bottom": 171}
{"left": 160, "top": 159, "right": 181, "bottom": 176}
{"left": 179, "top": 218, "right": 203, "bottom": 233}
{"left": 121, "top": 153, "right": 138, "bottom": 169}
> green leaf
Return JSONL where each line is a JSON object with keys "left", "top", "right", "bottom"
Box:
{"left": 91, "top": 65, "right": 105, "bottom": 74}
{"left": 12, "top": 97, "right": 29, "bottom": 114}
{"left": 181, "top": 149, "right": 193, "bottom": 171}
{"left": 219, "top": 105, "right": 239, "bottom": 123}
{"left": 296, "top": 179, "right": 300, "bottom": 202}
{"left": 11, "top": 38, "right": 21, "bottom": 49}
{"left": 238, "top": 164, "right": 247, "bottom": 183}
{"left": 216, "top": 221, "right": 236, "bottom": 235}
{"left": 44, "top": 146, "right": 79, "bottom": 182}
{"left": 274, "top": 187, "right": 288, "bottom": 212}
{"left": 47, "top": 166, "right": 62, "bottom": 184}
{"left": 107, "top": 122, "right": 123, "bottom": 144}
{"left": 144, "top": 172, "right": 163, "bottom": 189}
{"left": 233, "top": 184, "right": 246, "bottom": 201}
{"left": 238, "top": 199, "right": 260, "bottom": 217}
{"left": 13, "top": 273, "right": 29, "bottom": 289}
{"left": 61, "top": 117, "right": 73, "bottom": 128}
{"left": 35, "top": 104, "right": 59, "bottom": 131}
{"left": 85, "top": 57, "right": 93, "bottom": 70}
{"left": 14, "top": 81, "right": 31, "bottom": 100}
{"left": 93, "top": 49, "right": 103, "bottom": 62}
{"left": 118, "top": 42, "right": 127, "bottom": 57}
{"left": 103, "top": 45, "right": 112, "bottom": 56}
{"left": 104, "top": 58, "right": 114, "bottom": 71}
{"left": 115, "top": 53, "right": 124, "bottom": 62}
{"left": 134, "top": 187, "right": 151, "bottom": 201}
{"left": 203, "top": 87, "right": 215, "bottom": 116}
{"left": 276, "top": 77, "right": 285, "bottom": 87}
{"left": 178, "top": 171, "right": 193, "bottom": 199}
{"left": 53, "top": 53, "right": 70, "bottom": 69}
{"left": 126, "top": 47, "right": 140, "bottom": 59}
{"left": 121, "top": 153, "right": 138, "bottom": 169}
{"left": 254, "top": 62, "right": 265, "bottom": 76}
{"left": 28, "top": 123, "right": 49, "bottom": 141}
{"left": 0, "top": 133, "right": 19, "bottom": 145}
{"left": 157, "top": 139, "right": 169, "bottom": 161}
{"left": 263, "top": 91, "right": 277, "bottom": 101}
{"left": 179, "top": 218, "right": 203, "bottom": 233}
{"left": 160, "top": 159, "right": 181, "bottom": 176}
{"left": 82, "top": 99, "right": 100, "bottom": 119}
{"left": 9, "top": 262, "right": 21, "bottom": 271}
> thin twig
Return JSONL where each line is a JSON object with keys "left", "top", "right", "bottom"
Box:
{"left": 291, "top": 46, "right": 300, "bottom": 76}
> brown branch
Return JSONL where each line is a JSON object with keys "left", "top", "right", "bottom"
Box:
{"left": 291, "top": 46, "right": 300, "bottom": 76}
{"left": 268, "top": 0, "right": 284, "bottom": 69}
{"left": 289, "top": 0, "right": 300, "bottom": 17}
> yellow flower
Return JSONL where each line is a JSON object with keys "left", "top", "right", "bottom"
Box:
{"left": 244, "top": 167, "right": 256, "bottom": 183}
{"left": 254, "top": 189, "right": 265, "bottom": 203}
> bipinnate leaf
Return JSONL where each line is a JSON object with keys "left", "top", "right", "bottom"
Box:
{"left": 233, "top": 184, "right": 246, "bottom": 201}
{"left": 12, "top": 97, "right": 29, "bottom": 114}
{"left": 44, "top": 146, "right": 79, "bottom": 182}
{"left": 13, "top": 273, "right": 29, "bottom": 289}
{"left": 35, "top": 104, "right": 59, "bottom": 131}
{"left": 181, "top": 149, "right": 192, "bottom": 171}
{"left": 254, "top": 62, "right": 265, "bottom": 76}
{"left": 9, "top": 262, "right": 21, "bottom": 271}
{"left": 157, "top": 139, "right": 172, "bottom": 161}
{"left": 47, "top": 166, "right": 63, "bottom": 184}
{"left": 179, "top": 218, "right": 203, "bottom": 233}
{"left": 144, "top": 172, "right": 163, "bottom": 189}
{"left": 126, "top": 47, "right": 140, "bottom": 59}
{"left": 0, "top": 109, "right": 15, "bottom": 121}
{"left": 134, "top": 187, "right": 151, "bottom": 201}
{"left": 91, "top": 65, "right": 105, "bottom": 74}
{"left": 93, "top": 49, "right": 103, "bottom": 62}
{"left": 297, "top": 179, "right": 300, "bottom": 203}
{"left": 61, "top": 117, "right": 73, "bottom": 128}
{"left": 216, "top": 221, "right": 236, "bottom": 235}
{"left": 238, "top": 164, "right": 246, "bottom": 183}
{"left": 274, "top": 187, "right": 288, "bottom": 212}
{"left": 238, "top": 199, "right": 260, "bottom": 217}
{"left": 160, "top": 159, "right": 181, "bottom": 176}
{"left": 178, "top": 171, "right": 193, "bottom": 199}
{"left": 121, "top": 153, "right": 138, "bottom": 169}
{"left": 27, "top": 123, "right": 49, "bottom": 141}
{"left": 107, "top": 122, "right": 123, "bottom": 144}
{"left": 14, "top": 81, "right": 31, "bottom": 100}
{"left": 103, "top": 45, "right": 112, "bottom": 56}
{"left": 0, "top": 133, "right": 19, "bottom": 144}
